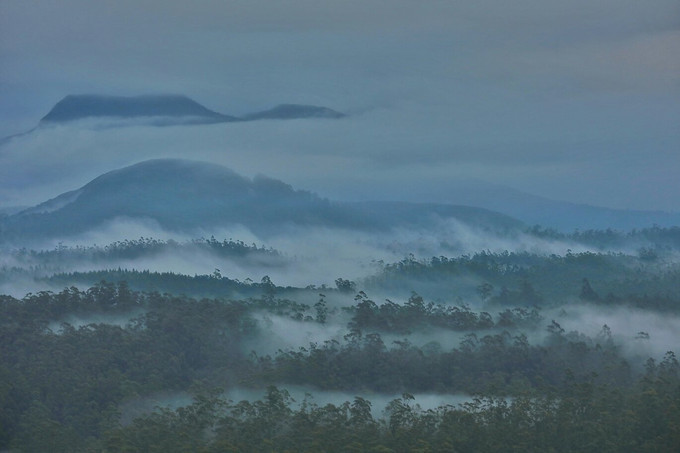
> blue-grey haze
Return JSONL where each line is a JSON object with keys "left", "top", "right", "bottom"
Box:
{"left": 0, "top": 0, "right": 678, "bottom": 212}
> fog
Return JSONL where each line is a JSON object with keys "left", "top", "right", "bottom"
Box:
{"left": 1, "top": 2, "right": 679, "bottom": 448}
{"left": 0, "top": 211, "right": 624, "bottom": 297}
{"left": 119, "top": 387, "right": 474, "bottom": 425}
{"left": 1, "top": 0, "right": 678, "bottom": 220}
{"left": 257, "top": 302, "right": 679, "bottom": 364}
{"left": 47, "top": 311, "right": 145, "bottom": 334}
{"left": 551, "top": 303, "right": 680, "bottom": 362}
{"left": 244, "top": 313, "right": 351, "bottom": 357}
{"left": 2, "top": 106, "right": 678, "bottom": 216}
{"left": 0, "top": 271, "right": 67, "bottom": 300}
{"left": 223, "top": 386, "right": 474, "bottom": 419}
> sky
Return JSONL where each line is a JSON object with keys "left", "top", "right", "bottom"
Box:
{"left": 0, "top": 0, "right": 679, "bottom": 212}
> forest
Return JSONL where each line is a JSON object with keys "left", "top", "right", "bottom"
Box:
{"left": 1, "top": 226, "right": 679, "bottom": 451}
{"left": 3, "top": 1, "right": 678, "bottom": 450}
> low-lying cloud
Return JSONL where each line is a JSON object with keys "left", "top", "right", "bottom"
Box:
{"left": 0, "top": 213, "right": 617, "bottom": 295}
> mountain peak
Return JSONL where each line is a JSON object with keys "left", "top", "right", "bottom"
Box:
{"left": 244, "top": 104, "right": 345, "bottom": 120}
{"left": 1, "top": 159, "right": 522, "bottom": 243}
{"left": 40, "top": 94, "right": 236, "bottom": 123}
{"left": 38, "top": 95, "right": 345, "bottom": 124}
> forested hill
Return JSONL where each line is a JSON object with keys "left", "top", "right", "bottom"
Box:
{"left": 0, "top": 159, "right": 524, "bottom": 242}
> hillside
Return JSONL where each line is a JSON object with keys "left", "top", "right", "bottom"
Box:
{"left": 1, "top": 159, "right": 523, "bottom": 242}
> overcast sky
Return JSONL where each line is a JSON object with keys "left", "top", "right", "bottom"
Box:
{"left": 0, "top": 0, "right": 679, "bottom": 211}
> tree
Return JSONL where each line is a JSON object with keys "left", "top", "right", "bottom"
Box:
{"left": 476, "top": 282, "right": 494, "bottom": 301}
{"left": 579, "top": 278, "right": 600, "bottom": 301}
{"left": 314, "top": 294, "right": 328, "bottom": 324}
{"left": 335, "top": 278, "right": 357, "bottom": 293}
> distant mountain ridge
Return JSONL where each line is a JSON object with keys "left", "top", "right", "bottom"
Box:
{"left": 0, "top": 159, "right": 523, "bottom": 243}
{"left": 0, "top": 95, "right": 345, "bottom": 144}
{"left": 36, "top": 94, "right": 345, "bottom": 126}
{"left": 5, "top": 94, "right": 676, "bottom": 233}
{"left": 40, "top": 94, "right": 237, "bottom": 123}
{"left": 243, "top": 104, "right": 345, "bottom": 120}
{"left": 436, "top": 180, "right": 680, "bottom": 232}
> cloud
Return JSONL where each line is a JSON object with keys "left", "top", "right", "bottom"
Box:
{"left": 2, "top": 0, "right": 678, "bottom": 115}
{"left": 549, "top": 304, "right": 680, "bottom": 363}
{"left": 2, "top": 102, "right": 679, "bottom": 213}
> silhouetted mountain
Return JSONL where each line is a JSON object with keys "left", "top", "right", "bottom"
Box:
{"left": 0, "top": 95, "right": 347, "bottom": 143}
{"left": 36, "top": 95, "right": 347, "bottom": 125}
{"left": 40, "top": 94, "right": 238, "bottom": 123}
{"left": 243, "top": 104, "right": 345, "bottom": 120}
{"left": 0, "top": 159, "right": 523, "bottom": 243}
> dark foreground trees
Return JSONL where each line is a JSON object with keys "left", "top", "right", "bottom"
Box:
{"left": 1, "top": 283, "right": 678, "bottom": 451}
{"left": 103, "top": 360, "right": 680, "bottom": 453}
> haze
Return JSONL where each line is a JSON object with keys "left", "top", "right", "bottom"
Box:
{"left": 1, "top": 0, "right": 678, "bottom": 212}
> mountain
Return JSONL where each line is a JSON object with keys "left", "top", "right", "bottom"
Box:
{"left": 40, "top": 94, "right": 238, "bottom": 124}
{"left": 436, "top": 180, "right": 680, "bottom": 232}
{"left": 243, "top": 104, "right": 345, "bottom": 120}
{"left": 0, "top": 95, "right": 347, "bottom": 143}
{"left": 0, "top": 205, "right": 27, "bottom": 216}
{"left": 0, "top": 159, "right": 523, "bottom": 243}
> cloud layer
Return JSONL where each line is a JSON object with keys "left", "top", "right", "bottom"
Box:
{"left": 0, "top": 0, "right": 678, "bottom": 211}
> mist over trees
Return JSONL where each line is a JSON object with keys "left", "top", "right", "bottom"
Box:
{"left": 1, "top": 225, "right": 680, "bottom": 450}
{"left": 1, "top": 149, "right": 679, "bottom": 453}
{"left": 2, "top": 0, "right": 678, "bottom": 449}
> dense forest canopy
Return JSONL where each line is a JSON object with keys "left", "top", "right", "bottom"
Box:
{"left": 1, "top": 226, "right": 679, "bottom": 451}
